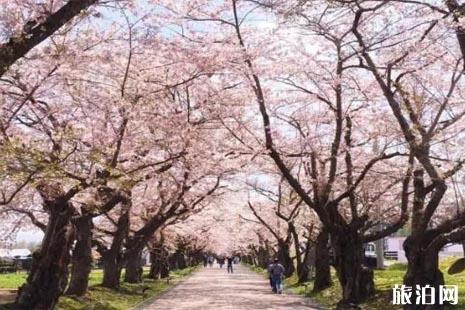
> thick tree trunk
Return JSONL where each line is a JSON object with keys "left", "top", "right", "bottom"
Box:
{"left": 290, "top": 223, "right": 303, "bottom": 280}
{"left": 16, "top": 201, "right": 75, "bottom": 310}
{"left": 148, "top": 254, "right": 159, "bottom": 279}
{"left": 101, "top": 208, "right": 129, "bottom": 288}
{"left": 148, "top": 240, "right": 170, "bottom": 279}
{"left": 313, "top": 228, "right": 332, "bottom": 291}
{"left": 149, "top": 251, "right": 168, "bottom": 279}
{"left": 66, "top": 216, "right": 93, "bottom": 296}
{"left": 332, "top": 229, "right": 375, "bottom": 309}
{"left": 277, "top": 242, "right": 295, "bottom": 277}
{"left": 124, "top": 246, "right": 144, "bottom": 283}
{"left": 173, "top": 251, "right": 187, "bottom": 270}
{"left": 188, "top": 252, "right": 202, "bottom": 267}
{"left": 298, "top": 241, "right": 314, "bottom": 283}
{"left": 403, "top": 236, "right": 444, "bottom": 309}
{"left": 101, "top": 251, "right": 123, "bottom": 288}
{"left": 168, "top": 254, "right": 177, "bottom": 270}
{"left": 159, "top": 261, "right": 170, "bottom": 278}
{"left": 256, "top": 246, "right": 269, "bottom": 269}
{"left": 124, "top": 214, "right": 166, "bottom": 282}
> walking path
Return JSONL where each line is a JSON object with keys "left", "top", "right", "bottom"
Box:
{"left": 143, "top": 264, "right": 323, "bottom": 309}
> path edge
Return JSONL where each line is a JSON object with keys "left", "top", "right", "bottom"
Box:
{"left": 131, "top": 268, "right": 199, "bottom": 310}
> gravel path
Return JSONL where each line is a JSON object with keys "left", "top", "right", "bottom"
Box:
{"left": 143, "top": 264, "right": 324, "bottom": 309}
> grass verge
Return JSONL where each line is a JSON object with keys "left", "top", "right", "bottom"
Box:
{"left": 283, "top": 257, "right": 465, "bottom": 309}
{"left": 0, "top": 272, "right": 27, "bottom": 290}
{"left": 0, "top": 266, "right": 197, "bottom": 310}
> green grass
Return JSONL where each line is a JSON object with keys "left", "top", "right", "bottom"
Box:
{"left": 0, "top": 269, "right": 106, "bottom": 291}
{"left": 442, "top": 258, "right": 465, "bottom": 307}
{"left": 0, "top": 267, "right": 197, "bottom": 310}
{"left": 56, "top": 280, "right": 168, "bottom": 310}
{"left": 248, "top": 264, "right": 268, "bottom": 276}
{"left": 0, "top": 269, "right": 128, "bottom": 292}
{"left": 0, "top": 272, "right": 27, "bottom": 289}
{"left": 58, "top": 267, "right": 197, "bottom": 310}
{"left": 248, "top": 258, "right": 465, "bottom": 310}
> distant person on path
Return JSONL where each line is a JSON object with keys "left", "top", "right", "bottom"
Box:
{"left": 203, "top": 255, "right": 208, "bottom": 268}
{"left": 268, "top": 258, "right": 285, "bottom": 294}
{"left": 208, "top": 256, "right": 215, "bottom": 267}
{"left": 218, "top": 257, "right": 225, "bottom": 268}
{"left": 227, "top": 257, "right": 234, "bottom": 273}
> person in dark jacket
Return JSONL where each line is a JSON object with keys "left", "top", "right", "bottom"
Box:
{"left": 227, "top": 257, "right": 234, "bottom": 273}
{"left": 268, "top": 258, "right": 285, "bottom": 293}
{"left": 208, "top": 256, "right": 215, "bottom": 267}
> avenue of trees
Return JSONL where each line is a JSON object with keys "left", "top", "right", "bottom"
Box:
{"left": 1, "top": 0, "right": 465, "bottom": 309}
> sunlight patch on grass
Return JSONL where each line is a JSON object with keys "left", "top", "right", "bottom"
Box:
{"left": 0, "top": 272, "right": 27, "bottom": 290}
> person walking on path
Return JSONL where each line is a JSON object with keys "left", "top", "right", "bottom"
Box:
{"left": 208, "top": 256, "right": 215, "bottom": 267}
{"left": 268, "top": 258, "right": 285, "bottom": 294}
{"left": 218, "top": 257, "right": 225, "bottom": 268}
{"left": 227, "top": 257, "right": 234, "bottom": 273}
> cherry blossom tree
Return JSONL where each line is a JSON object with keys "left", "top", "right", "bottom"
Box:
{"left": 0, "top": 8, "right": 220, "bottom": 303}
{"left": 246, "top": 176, "right": 319, "bottom": 279}
{"left": 336, "top": 1, "right": 465, "bottom": 307}
{"left": 171, "top": 1, "right": 413, "bottom": 306}
{"left": 0, "top": 0, "right": 116, "bottom": 77}
{"left": 123, "top": 165, "right": 225, "bottom": 283}
{"left": 3, "top": 1, "right": 465, "bottom": 309}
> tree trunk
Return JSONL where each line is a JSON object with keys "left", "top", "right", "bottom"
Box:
{"left": 168, "top": 254, "right": 177, "bottom": 270}
{"left": 149, "top": 252, "right": 161, "bottom": 279}
{"left": 313, "top": 228, "right": 332, "bottom": 291}
{"left": 188, "top": 252, "right": 202, "bottom": 267}
{"left": 403, "top": 236, "right": 444, "bottom": 309}
{"left": 148, "top": 242, "right": 170, "bottom": 279}
{"left": 160, "top": 260, "right": 170, "bottom": 278}
{"left": 16, "top": 201, "right": 75, "bottom": 310}
{"left": 149, "top": 257, "right": 158, "bottom": 279}
{"left": 243, "top": 255, "right": 253, "bottom": 265}
{"left": 101, "top": 251, "right": 123, "bottom": 288}
{"left": 277, "top": 242, "right": 294, "bottom": 277}
{"left": 173, "top": 251, "right": 187, "bottom": 270}
{"left": 332, "top": 229, "right": 375, "bottom": 309}
{"left": 124, "top": 214, "right": 166, "bottom": 282}
{"left": 124, "top": 246, "right": 144, "bottom": 283}
{"left": 298, "top": 244, "right": 314, "bottom": 283}
{"left": 66, "top": 216, "right": 93, "bottom": 296}
{"left": 101, "top": 207, "right": 129, "bottom": 288}
{"left": 256, "top": 246, "right": 269, "bottom": 269}
{"left": 290, "top": 223, "right": 305, "bottom": 281}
